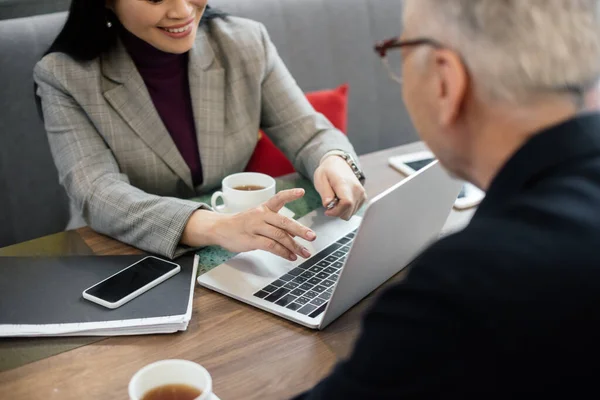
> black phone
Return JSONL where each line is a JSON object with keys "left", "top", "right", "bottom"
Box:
{"left": 82, "top": 256, "right": 181, "bottom": 309}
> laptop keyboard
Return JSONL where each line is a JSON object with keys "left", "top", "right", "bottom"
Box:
{"left": 253, "top": 229, "right": 358, "bottom": 318}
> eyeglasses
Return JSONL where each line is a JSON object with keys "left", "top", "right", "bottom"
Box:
{"left": 374, "top": 37, "right": 444, "bottom": 83}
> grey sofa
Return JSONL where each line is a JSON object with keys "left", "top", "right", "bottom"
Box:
{"left": 0, "top": 0, "right": 70, "bottom": 20}
{"left": 0, "top": 0, "right": 414, "bottom": 247}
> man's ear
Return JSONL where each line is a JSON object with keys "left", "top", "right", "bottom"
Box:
{"left": 433, "top": 49, "right": 468, "bottom": 127}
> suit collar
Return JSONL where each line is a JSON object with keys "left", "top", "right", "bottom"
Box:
{"left": 187, "top": 27, "right": 226, "bottom": 190}
{"left": 477, "top": 112, "right": 600, "bottom": 215}
{"left": 188, "top": 26, "right": 217, "bottom": 71}
{"left": 101, "top": 37, "right": 136, "bottom": 85}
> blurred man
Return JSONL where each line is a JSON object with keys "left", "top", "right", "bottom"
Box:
{"left": 294, "top": 0, "right": 600, "bottom": 398}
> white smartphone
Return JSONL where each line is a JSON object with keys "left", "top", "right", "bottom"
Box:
{"left": 388, "top": 150, "right": 485, "bottom": 210}
{"left": 82, "top": 256, "right": 181, "bottom": 309}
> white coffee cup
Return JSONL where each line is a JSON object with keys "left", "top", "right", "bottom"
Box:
{"left": 128, "top": 359, "right": 212, "bottom": 400}
{"left": 211, "top": 172, "right": 276, "bottom": 214}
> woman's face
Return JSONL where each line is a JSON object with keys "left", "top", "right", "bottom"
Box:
{"left": 110, "top": 0, "right": 208, "bottom": 54}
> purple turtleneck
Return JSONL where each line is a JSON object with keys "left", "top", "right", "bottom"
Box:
{"left": 121, "top": 29, "right": 203, "bottom": 187}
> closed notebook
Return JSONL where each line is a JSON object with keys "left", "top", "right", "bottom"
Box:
{"left": 0, "top": 254, "right": 197, "bottom": 337}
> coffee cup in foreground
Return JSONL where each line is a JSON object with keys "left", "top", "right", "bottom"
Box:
{"left": 129, "top": 359, "right": 212, "bottom": 400}
{"left": 211, "top": 172, "right": 276, "bottom": 214}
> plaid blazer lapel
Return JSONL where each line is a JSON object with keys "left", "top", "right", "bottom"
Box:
{"left": 188, "top": 28, "right": 225, "bottom": 191}
{"left": 101, "top": 39, "right": 195, "bottom": 191}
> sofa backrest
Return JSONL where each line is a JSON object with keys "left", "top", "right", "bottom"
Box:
{"left": 0, "top": 0, "right": 413, "bottom": 247}
{"left": 0, "top": 0, "right": 70, "bottom": 20}
{"left": 0, "top": 12, "right": 70, "bottom": 247}
{"left": 211, "top": 0, "right": 415, "bottom": 153}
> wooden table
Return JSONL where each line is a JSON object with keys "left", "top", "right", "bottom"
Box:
{"left": 0, "top": 143, "right": 474, "bottom": 399}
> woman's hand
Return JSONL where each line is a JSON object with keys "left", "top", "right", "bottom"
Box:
{"left": 313, "top": 155, "right": 367, "bottom": 220}
{"left": 183, "top": 189, "right": 316, "bottom": 261}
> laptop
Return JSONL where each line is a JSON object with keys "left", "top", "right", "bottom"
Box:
{"left": 197, "top": 160, "right": 462, "bottom": 329}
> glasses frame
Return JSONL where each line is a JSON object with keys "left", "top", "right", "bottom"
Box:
{"left": 374, "top": 37, "right": 444, "bottom": 84}
{"left": 375, "top": 37, "right": 588, "bottom": 107}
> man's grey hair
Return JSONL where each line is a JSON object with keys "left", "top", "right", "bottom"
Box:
{"left": 405, "top": 0, "right": 600, "bottom": 102}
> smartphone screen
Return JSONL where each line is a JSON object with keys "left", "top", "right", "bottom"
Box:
{"left": 85, "top": 257, "right": 179, "bottom": 303}
{"left": 405, "top": 158, "right": 435, "bottom": 172}
{"left": 405, "top": 157, "right": 467, "bottom": 199}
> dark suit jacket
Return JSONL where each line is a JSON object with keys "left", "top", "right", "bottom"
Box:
{"left": 294, "top": 113, "right": 600, "bottom": 398}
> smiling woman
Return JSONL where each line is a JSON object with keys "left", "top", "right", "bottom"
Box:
{"left": 32, "top": 0, "right": 365, "bottom": 260}
{"left": 44, "top": 0, "right": 226, "bottom": 61}
{"left": 110, "top": 0, "right": 206, "bottom": 53}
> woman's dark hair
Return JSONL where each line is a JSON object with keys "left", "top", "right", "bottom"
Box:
{"left": 44, "top": 1, "right": 227, "bottom": 62}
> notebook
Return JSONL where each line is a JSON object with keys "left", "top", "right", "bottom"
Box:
{"left": 0, "top": 254, "right": 197, "bottom": 337}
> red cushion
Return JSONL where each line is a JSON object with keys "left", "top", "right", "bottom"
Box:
{"left": 244, "top": 83, "right": 349, "bottom": 177}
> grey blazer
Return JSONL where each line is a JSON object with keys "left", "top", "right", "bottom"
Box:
{"left": 34, "top": 16, "right": 358, "bottom": 259}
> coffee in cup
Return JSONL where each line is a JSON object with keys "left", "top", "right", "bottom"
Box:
{"left": 233, "top": 184, "right": 266, "bottom": 191}
{"left": 128, "top": 359, "right": 212, "bottom": 400}
{"left": 211, "top": 172, "right": 276, "bottom": 214}
{"left": 141, "top": 384, "right": 201, "bottom": 400}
